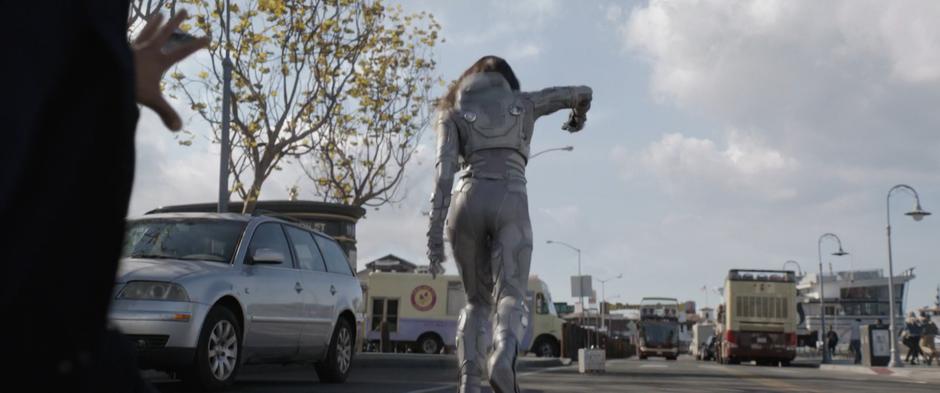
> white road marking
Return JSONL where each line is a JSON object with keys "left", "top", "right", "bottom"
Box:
{"left": 403, "top": 364, "right": 573, "bottom": 393}
{"left": 697, "top": 364, "right": 724, "bottom": 370}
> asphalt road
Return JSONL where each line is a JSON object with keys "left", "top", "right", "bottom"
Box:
{"left": 149, "top": 355, "right": 940, "bottom": 393}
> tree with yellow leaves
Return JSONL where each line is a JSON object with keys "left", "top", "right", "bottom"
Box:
{"left": 171, "top": 0, "right": 440, "bottom": 212}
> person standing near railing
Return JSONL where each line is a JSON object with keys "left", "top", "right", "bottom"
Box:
{"left": 826, "top": 326, "right": 839, "bottom": 357}
{"left": 918, "top": 315, "right": 937, "bottom": 366}
{"left": 905, "top": 313, "right": 923, "bottom": 365}
{"left": 850, "top": 319, "right": 862, "bottom": 364}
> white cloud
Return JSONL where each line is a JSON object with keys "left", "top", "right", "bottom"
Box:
{"left": 614, "top": 0, "right": 940, "bottom": 202}
{"left": 511, "top": 43, "right": 542, "bottom": 60}
{"left": 539, "top": 205, "right": 581, "bottom": 226}
{"left": 628, "top": 131, "right": 798, "bottom": 201}
{"left": 619, "top": 0, "right": 940, "bottom": 168}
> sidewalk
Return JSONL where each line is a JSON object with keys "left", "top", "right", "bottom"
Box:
{"left": 818, "top": 359, "right": 940, "bottom": 383}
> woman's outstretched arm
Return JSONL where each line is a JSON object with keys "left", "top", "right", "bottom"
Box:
{"left": 522, "top": 86, "right": 593, "bottom": 122}
{"left": 426, "top": 112, "right": 460, "bottom": 277}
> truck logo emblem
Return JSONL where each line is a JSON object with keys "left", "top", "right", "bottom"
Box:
{"left": 411, "top": 285, "right": 437, "bottom": 312}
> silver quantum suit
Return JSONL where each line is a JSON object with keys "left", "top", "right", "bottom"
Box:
{"left": 427, "top": 72, "right": 592, "bottom": 393}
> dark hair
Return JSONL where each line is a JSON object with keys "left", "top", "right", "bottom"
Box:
{"left": 438, "top": 55, "right": 519, "bottom": 111}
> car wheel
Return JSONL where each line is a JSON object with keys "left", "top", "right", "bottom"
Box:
{"left": 316, "top": 318, "right": 354, "bottom": 383}
{"left": 183, "top": 306, "right": 241, "bottom": 391}
{"left": 533, "top": 337, "right": 559, "bottom": 358}
{"left": 416, "top": 334, "right": 443, "bottom": 355}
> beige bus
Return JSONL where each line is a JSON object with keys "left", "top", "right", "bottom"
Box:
{"left": 719, "top": 269, "right": 798, "bottom": 366}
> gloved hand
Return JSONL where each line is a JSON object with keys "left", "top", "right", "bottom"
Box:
{"left": 562, "top": 111, "right": 587, "bottom": 132}
{"left": 563, "top": 98, "right": 591, "bottom": 132}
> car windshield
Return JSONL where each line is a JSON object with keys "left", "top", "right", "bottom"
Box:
{"left": 122, "top": 218, "right": 247, "bottom": 263}
{"left": 642, "top": 321, "right": 678, "bottom": 346}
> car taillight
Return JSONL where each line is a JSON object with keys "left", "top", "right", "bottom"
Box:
{"left": 786, "top": 333, "right": 797, "bottom": 347}
{"left": 724, "top": 330, "right": 737, "bottom": 344}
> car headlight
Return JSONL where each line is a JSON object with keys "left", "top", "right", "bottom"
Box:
{"left": 117, "top": 281, "right": 190, "bottom": 301}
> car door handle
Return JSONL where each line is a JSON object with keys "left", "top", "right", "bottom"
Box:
{"left": 330, "top": 285, "right": 336, "bottom": 296}
{"left": 295, "top": 282, "right": 304, "bottom": 293}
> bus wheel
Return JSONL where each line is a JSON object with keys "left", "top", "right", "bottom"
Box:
{"left": 415, "top": 334, "right": 443, "bottom": 354}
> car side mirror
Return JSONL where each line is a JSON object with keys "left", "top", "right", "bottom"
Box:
{"left": 251, "top": 248, "right": 284, "bottom": 265}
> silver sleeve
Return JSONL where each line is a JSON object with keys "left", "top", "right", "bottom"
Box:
{"left": 427, "top": 112, "right": 459, "bottom": 246}
{"left": 523, "top": 86, "right": 593, "bottom": 119}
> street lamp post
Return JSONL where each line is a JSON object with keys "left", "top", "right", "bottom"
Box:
{"left": 782, "top": 260, "right": 803, "bottom": 276}
{"left": 218, "top": 0, "right": 233, "bottom": 213}
{"left": 546, "top": 240, "right": 582, "bottom": 311}
{"left": 886, "top": 184, "right": 931, "bottom": 368}
{"left": 529, "top": 146, "right": 574, "bottom": 160}
{"left": 597, "top": 274, "right": 622, "bottom": 348}
{"left": 818, "top": 233, "right": 848, "bottom": 364}
{"left": 545, "top": 240, "right": 590, "bottom": 348}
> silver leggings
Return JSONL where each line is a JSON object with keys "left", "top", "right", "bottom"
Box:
{"left": 446, "top": 176, "right": 532, "bottom": 393}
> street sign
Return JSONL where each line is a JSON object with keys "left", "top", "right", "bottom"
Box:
{"left": 571, "top": 275, "right": 592, "bottom": 298}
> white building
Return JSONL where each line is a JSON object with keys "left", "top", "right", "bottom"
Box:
{"left": 796, "top": 268, "right": 915, "bottom": 344}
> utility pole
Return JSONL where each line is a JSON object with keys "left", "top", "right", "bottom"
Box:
{"left": 217, "top": 0, "right": 232, "bottom": 213}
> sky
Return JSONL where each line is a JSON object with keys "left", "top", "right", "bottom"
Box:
{"left": 129, "top": 0, "right": 940, "bottom": 313}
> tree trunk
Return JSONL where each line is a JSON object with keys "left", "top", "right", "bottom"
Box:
{"left": 241, "top": 176, "right": 264, "bottom": 214}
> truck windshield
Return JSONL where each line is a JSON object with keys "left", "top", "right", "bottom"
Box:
{"left": 122, "top": 219, "right": 247, "bottom": 263}
{"left": 643, "top": 321, "right": 677, "bottom": 346}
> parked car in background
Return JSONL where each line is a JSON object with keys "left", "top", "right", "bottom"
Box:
{"left": 109, "top": 213, "right": 363, "bottom": 390}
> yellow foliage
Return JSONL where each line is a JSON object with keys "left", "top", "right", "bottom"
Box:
{"left": 168, "top": 0, "right": 443, "bottom": 208}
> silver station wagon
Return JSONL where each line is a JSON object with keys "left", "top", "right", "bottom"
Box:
{"left": 109, "top": 212, "right": 363, "bottom": 390}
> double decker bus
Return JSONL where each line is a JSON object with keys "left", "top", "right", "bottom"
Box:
{"left": 719, "top": 269, "right": 798, "bottom": 366}
{"left": 636, "top": 297, "right": 680, "bottom": 360}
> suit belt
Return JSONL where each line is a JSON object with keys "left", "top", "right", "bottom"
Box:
{"left": 457, "top": 170, "right": 526, "bottom": 182}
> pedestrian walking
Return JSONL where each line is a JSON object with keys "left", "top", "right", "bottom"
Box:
{"left": 826, "top": 326, "right": 839, "bottom": 358}
{"left": 905, "top": 313, "right": 923, "bottom": 365}
{"left": 850, "top": 319, "right": 862, "bottom": 364}
{"left": 380, "top": 318, "right": 392, "bottom": 353}
{"left": 919, "top": 316, "right": 937, "bottom": 366}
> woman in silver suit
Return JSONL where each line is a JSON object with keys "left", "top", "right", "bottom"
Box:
{"left": 427, "top": 56, "right": 592, "bottom": 393}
